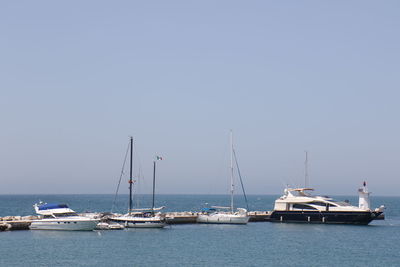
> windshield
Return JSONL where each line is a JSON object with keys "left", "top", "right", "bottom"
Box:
{"left": 330, "top": 200, "right": 352, "bottom": 206}
{"left": 290, "top": 190, "right": 312, "bottom": 197}
{"left": 53, "top": 212, "right": 78, "bottom": 217}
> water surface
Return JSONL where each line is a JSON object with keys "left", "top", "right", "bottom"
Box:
{"left": 1, "top": 195, "right": 399, "bottom": 266}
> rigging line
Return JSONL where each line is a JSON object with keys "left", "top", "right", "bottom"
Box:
{"left": 233, "top": 148, "right": 249, "bottom": 211}
{"left": 134, "top": 145, "right": 143, "bottom": 208}
{"left": 111, "top": 141, "right": 131, "bottom": 213}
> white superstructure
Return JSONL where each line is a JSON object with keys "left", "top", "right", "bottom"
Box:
{"left": 358, "top": 182, "right": 371, "bottom": 210}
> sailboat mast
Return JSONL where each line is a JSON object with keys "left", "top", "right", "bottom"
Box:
{"left": 152, "top": 160, "right": 156, "bottom": 213}
{"left": 230, "top": 130, "right": 234, "bottom": 213}
{"left": 129, "top": 137, "right": 133, "bottom": 212}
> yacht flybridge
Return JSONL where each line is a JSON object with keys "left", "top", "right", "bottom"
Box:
{"left": 270, "top": 182, "right": 385, "bottom": 224}
{"left": 29, "top": 202, "right": 99, "bottom": 231}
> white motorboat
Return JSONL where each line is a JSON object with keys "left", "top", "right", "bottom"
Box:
{"left": 30, "top": 203, "right": 99, "bottom": 231}
{"left": 269, "top": 182, "right": 385, "bottom": 224}
{"left": 197, "top": 131, "right": 249, "bottom": 225}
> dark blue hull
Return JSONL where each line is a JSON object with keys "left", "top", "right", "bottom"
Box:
{"left": 270, "top": 211, "right": 382, "bottom": 225}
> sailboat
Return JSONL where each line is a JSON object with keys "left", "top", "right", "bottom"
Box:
{"left": 197, "top": 131, "right": 249, "bottom": 224}
{"left": 111, "top": 137, "right": 166, "bottom": 228}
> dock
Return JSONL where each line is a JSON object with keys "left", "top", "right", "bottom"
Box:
{"left": 163, "top": 211, "right": 272, "bottom": 224}
{"left": 248, "top": 211, "right": 272, "bottom": 222}
{"left": 164, "top": 212, "right": 199, "bottom": 224}
{"left": 0, "top": 216, "right": 38, "bottom": 231}
{"left": 0, "top": 211, "right": 274, "bottom": 230}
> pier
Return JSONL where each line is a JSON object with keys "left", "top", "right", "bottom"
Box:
{"left": 0, "top": 211, "right": 274, "bottom": 231}
{"left": 0, "top": 216, "right": 38, "bottom": 231}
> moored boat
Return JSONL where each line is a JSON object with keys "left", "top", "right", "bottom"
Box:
{"left": 197, "top": 131, "right": 249, "bottom": 225}
{"left": 269, "top": 182, "right": 385, "bottom": 225}
{"left": 197, "top": 207, "right": 249, "bottom": 224}
{"left": 111, "top": 210, "right": 166, "bottom": 228}
{"left": 30, "top": 203, "right": 99, "bottom": 231}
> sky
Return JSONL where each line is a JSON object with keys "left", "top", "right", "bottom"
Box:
{"left": 1, "top": 1, "right": 400, "bottom": 196}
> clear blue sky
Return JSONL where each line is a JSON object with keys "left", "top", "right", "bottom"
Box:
{"left": 1, "top": 1, "right": 399, "bottom": 196}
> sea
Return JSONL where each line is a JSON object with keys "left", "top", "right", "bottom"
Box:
{"left": 1, "top": 194, "right": 399, "bottom": 267}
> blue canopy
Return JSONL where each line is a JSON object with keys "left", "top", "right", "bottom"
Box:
{"left": 38, "top": 203, "right": 69, "bottom": 210}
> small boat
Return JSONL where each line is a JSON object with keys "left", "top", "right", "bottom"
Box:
{"left": 30, "top": 202, "right": 99, "bottom": 231}
{"left": 96, "top": 222, "right": 125, "bottom": 230}
{"left": 269, "top": 182, "right": 385, "bottom": 225}
{"left": 111, "top": 137, "right": 166, "bottom": 228}
{"left": 197, "top": 131, "right": 249, "bottom": 225}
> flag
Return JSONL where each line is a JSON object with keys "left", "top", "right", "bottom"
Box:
{"left": 156, "top": 156, "right": 163, "bottom": 161}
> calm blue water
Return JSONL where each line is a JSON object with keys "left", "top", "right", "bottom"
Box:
{"left": 1, "top": 194, "right": 399, "bottom": 267}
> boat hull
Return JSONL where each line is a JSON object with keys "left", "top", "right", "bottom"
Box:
{"left": 111, "top": 217, "right": 166, "bottom": 228}
{"left": 197, "top": 214, "right": 249, "bottom": 224}
{"left": 269, "top": 211, "right": 382, "bottom": 225}
{"left": 124, "top": 221, "right": 166, "bottom": 228}
{"left": 96, "top": 222, "right": 125, "bottom": 230}
{"left": 30, "top": 219, "right": 99, "bottom": 231}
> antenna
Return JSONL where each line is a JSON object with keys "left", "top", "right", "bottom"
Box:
{"left": 152, "top": 160, "right": 156, "bottom": 213}
{"left": 230, "top": 130, "right": 234, "bottom": 213}
{"left": 304, "top": 150, "right": 309, "bottom": 188}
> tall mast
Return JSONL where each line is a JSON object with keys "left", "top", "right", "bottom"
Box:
{"left": 304, "top": 150, "right": 309, "bottom": 188}
{"left": 230, "top": 130, "right": 234, "bottom": 213}
{"left": 129, "top": 137, "right": 133, "bottom": 212}
{"left": 152, "top": 160, "right": 156, "bottom": 213}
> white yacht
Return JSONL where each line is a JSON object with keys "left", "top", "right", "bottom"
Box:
{"left": 30, "top": 203, "right": 99, "bottom": 231}
{"left": 270, "top": 182, "right": 385, "bottom": 224}
{"left": 197, "top": 131, "right": 249, "bottom": 225}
